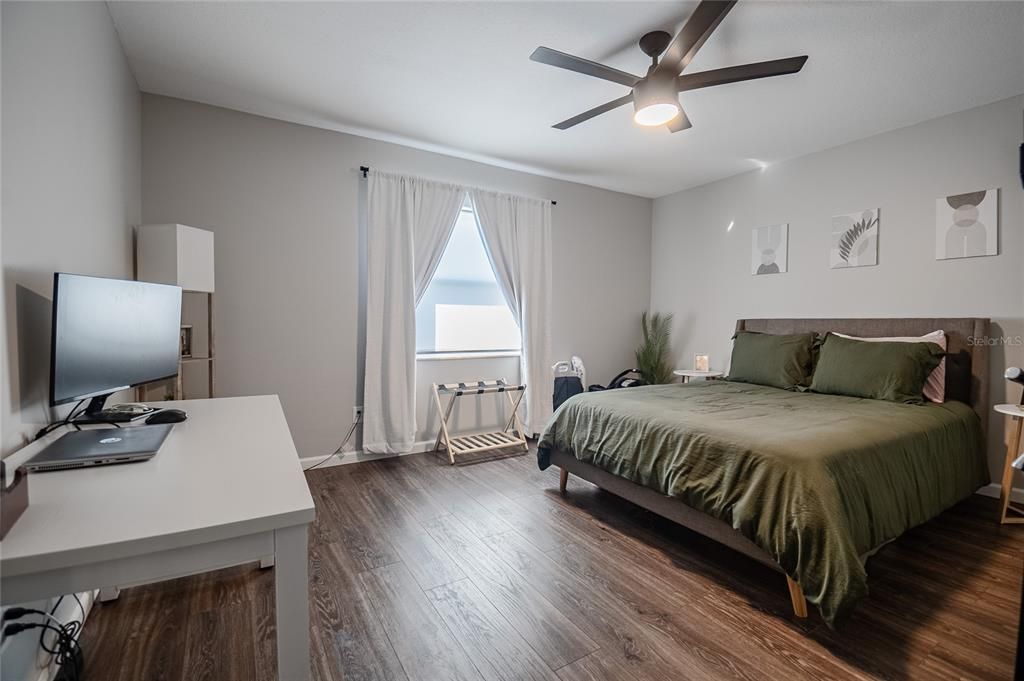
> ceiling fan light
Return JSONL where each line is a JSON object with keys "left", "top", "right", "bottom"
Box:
{"left": 632, "top": 75, "right": 680, "bottom": 127}
{"left": 634, "top": 102, "right": 680, "bottom": 127}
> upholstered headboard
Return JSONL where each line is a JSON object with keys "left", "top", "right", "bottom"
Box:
{"left": 736, "top": 318, "right": 991, "bottom": 433}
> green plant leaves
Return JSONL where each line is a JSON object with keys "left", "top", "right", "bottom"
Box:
{"left": 635, "top": 311, "right": 674, "bottom": 384}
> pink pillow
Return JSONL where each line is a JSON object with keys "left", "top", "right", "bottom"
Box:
{"left": 833, "top": 330, "right": 946, "bottom": 403}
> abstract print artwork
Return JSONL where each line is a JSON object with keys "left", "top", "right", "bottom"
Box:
{"left": 830, "top": 209, "right": 879, "bottom": 269}
{"left": 936, "top": 188, "right": 998, "bottom": 260}
{"left": 751, "top": 223, "right": 788, "bottom": 275}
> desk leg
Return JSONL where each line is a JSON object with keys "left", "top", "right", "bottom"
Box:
{"left": 274, "top": 524, "right": 310, "bottom": 681}
{"left": 98, "top": 587, "right": 121, "bottom": 602}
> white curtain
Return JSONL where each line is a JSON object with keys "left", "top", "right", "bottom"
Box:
{"left": 363, "top": 171, "right": 465, "bottom": 453}
{"left": 470, "top": 189, "right": 553, "bottom": 436}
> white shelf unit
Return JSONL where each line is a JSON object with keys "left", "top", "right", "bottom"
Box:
{"left": 135, "top": 223, "right": 216, "bottom": 400}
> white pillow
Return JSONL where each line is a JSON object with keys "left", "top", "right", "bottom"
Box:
{"left": 833, "top": 330, "right": 946, "bottom": 403}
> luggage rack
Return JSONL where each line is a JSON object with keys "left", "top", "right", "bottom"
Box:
{"left": 432, "top": 379, "right": 528, "bottom": 464}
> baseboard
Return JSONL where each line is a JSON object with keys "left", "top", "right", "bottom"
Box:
{"left": 299, "top": 439, "right": 437, "bottom": 470}
{"left": 976, "top": 483, "right": 1024, "bottom": 504}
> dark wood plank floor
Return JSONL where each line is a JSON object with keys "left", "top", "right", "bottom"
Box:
{"left": 79, "top": 447, "right": 1023, "bottom": 680}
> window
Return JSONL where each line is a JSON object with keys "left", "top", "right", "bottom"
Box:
{"left": 416, "top": 203, "right": 521, "bottom": 354}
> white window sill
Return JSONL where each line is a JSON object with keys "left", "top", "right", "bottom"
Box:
{"left": 416, "top": 351, "right": 522, "bottom": 361}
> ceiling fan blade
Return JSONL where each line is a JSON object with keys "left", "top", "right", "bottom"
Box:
{"left": 553, "top": 94, "right": 634, "bottom": 130}
{"left": 667, "top": 107, "right": 693, "bottom": 133}
{"left": 531, "top": 46, "right": 641, "bottom": 87}
{"left": 677, "top": 56, "right": 808, "bottom": 92}
{"left": 655, "top": 0, "right": 737, "bottom": 77}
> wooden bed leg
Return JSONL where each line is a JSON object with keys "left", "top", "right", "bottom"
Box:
{"left": 786, "top": 576, "right": 808, "bottom": 618}
{"left": 559, "top": 468, "right": 569, "bottom": 494}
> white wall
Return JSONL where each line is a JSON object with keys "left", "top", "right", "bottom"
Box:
{"left": 2, "top": 1, "right": 141, "bottom": 450}
{"left": 651, "top": 95, "right": 1024, "bottom": 482}
{"left": 141, "top": 94, "right": 653, "bottom": 459}
{"left": 0, "top": 2, "right": 140, "bottom": 678}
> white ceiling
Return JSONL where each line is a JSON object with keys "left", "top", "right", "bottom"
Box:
{"left": 108, "top": 1, "right": 1024, "bottom": 198}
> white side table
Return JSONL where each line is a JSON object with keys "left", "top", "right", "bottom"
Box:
{"left": 674, "top": 370, "right": 724, "bottom": 383}
{"left": 994, "top": 404, "right": 1024, "bottom": 524}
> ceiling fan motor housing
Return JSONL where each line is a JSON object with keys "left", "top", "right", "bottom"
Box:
{"left": 632, "top": 69, "right": 680, "bottom": 116}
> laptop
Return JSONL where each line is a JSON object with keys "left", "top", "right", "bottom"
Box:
{"left": 24, "top": 424, "right": 173, "bottom": 473}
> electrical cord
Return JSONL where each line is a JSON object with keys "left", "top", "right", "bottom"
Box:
{"left": 34, "top": 399, "right": 87, "bottom": 440}
{"left": 33, "top": 402, "right": 125, "bottom": 441}
{"left": 40, "top": 595, "right": 70, "bottom": 652}
{"left": 8, "top": 622, "right": 82, "bottom": 681}
{"left": 3, "top": 605, "right": 83, "bottom": 681}
{"left": 303, "top": 419, "right": 359, "bottom": 472}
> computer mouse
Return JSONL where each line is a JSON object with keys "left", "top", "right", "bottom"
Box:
{"left": 145, "top": 409, "right": 187, "bottom": 425}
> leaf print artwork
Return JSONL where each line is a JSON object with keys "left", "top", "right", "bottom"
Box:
{"left": 831, "top": 209, "right": 878, "bottom": 268}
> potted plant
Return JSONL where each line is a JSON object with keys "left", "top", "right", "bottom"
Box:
{"left": 635, "top": 312, "right": 674, "bottom": 385}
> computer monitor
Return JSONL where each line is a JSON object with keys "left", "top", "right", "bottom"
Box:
{"left": 49, "top": 273, "right": 182, "bottom": 419}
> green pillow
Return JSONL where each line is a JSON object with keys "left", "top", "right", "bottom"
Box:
{"left": 727, "top": 331, "right": 818, "bottom": 390}
{"left": 809, "top": 333, "right": 944, "bottom": 404}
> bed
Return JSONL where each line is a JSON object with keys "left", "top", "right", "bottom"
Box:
{"left": 537, "top": 318, "right": 991, "bottom": 626}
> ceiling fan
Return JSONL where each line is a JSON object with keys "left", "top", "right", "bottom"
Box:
{"left": 530, "top": 0, "right": 808, "bottom": 132}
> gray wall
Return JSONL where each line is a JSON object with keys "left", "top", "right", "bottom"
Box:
{"left": 650, "top": 95, "right": 1024, "bottom": 482}
{"left": 0, "top": 3, "right": 140, "bottom": 678}
{"left": 141, "top": 94, "right": 653, "bottom": 458}
{"left": 2, "top": 1, "right": 141, "bottom": 454}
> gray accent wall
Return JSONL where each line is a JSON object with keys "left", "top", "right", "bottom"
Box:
{"left": 141, "top": 94, "right": 653, "bottom": 458}
{"left": 1, "top": 1, "right": 141, "bottom": 455}
{"left": 650, "top": 95, "right": 1024, "bottom": 482}
{"left": 0, "top": 3, "right": 141, "bottom": 678}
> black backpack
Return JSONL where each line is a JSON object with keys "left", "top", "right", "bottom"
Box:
{"left": 588, "top": 369, "right": 647, "bottom": 392}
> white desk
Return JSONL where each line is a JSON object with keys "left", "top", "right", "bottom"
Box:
{"left": 0, "top": 395, "right": 315, "bottom": 681}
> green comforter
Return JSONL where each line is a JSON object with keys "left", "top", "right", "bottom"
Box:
{"left": 537, "top": 381, "right": 988, "bottom": 626}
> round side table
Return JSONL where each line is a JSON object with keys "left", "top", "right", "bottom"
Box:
{"left": 673, "top": 370, "right": 724, "bottom": 384}
{"left": 994, "top": 403, "right": 1024, "bottom": 524}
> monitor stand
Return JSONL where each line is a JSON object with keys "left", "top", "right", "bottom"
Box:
{"left": 73, "top": 393, "right": 156, "bottom": 425}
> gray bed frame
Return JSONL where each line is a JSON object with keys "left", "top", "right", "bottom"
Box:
{"left": 552, "top": 317, "right": 991, "bottom": 619}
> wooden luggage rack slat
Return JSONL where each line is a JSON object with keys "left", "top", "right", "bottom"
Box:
{"left": 432, "top": 379, "right": 528, "bottom": 464}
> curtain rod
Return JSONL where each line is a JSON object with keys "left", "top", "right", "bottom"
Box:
{"left": 359, "top": 165, "right": 556, "bottom": 205}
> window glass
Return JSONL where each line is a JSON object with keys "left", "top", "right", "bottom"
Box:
{"left": 415, "top": 206, "right": 521, "bottom": 353}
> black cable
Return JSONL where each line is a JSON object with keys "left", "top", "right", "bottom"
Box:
{"left": 3, "top": 620, "right": 82, "bottom": 681}
{"left": 33, "top": 402, "right": 125, "bottom": 441}
{"left": 40, "top": 595, "right": 67, "bottom": 653}
{"left": 303, "top": 420, "right": 359, "bottom": 471}
{"left": 68, "top": 400, "right": 89, "bottom": 421}
{"left": 4, "top": 599, "right": 86, "bottom": 681}
{"left": 34, "top": 399, "right": 87, "bottom": 441}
